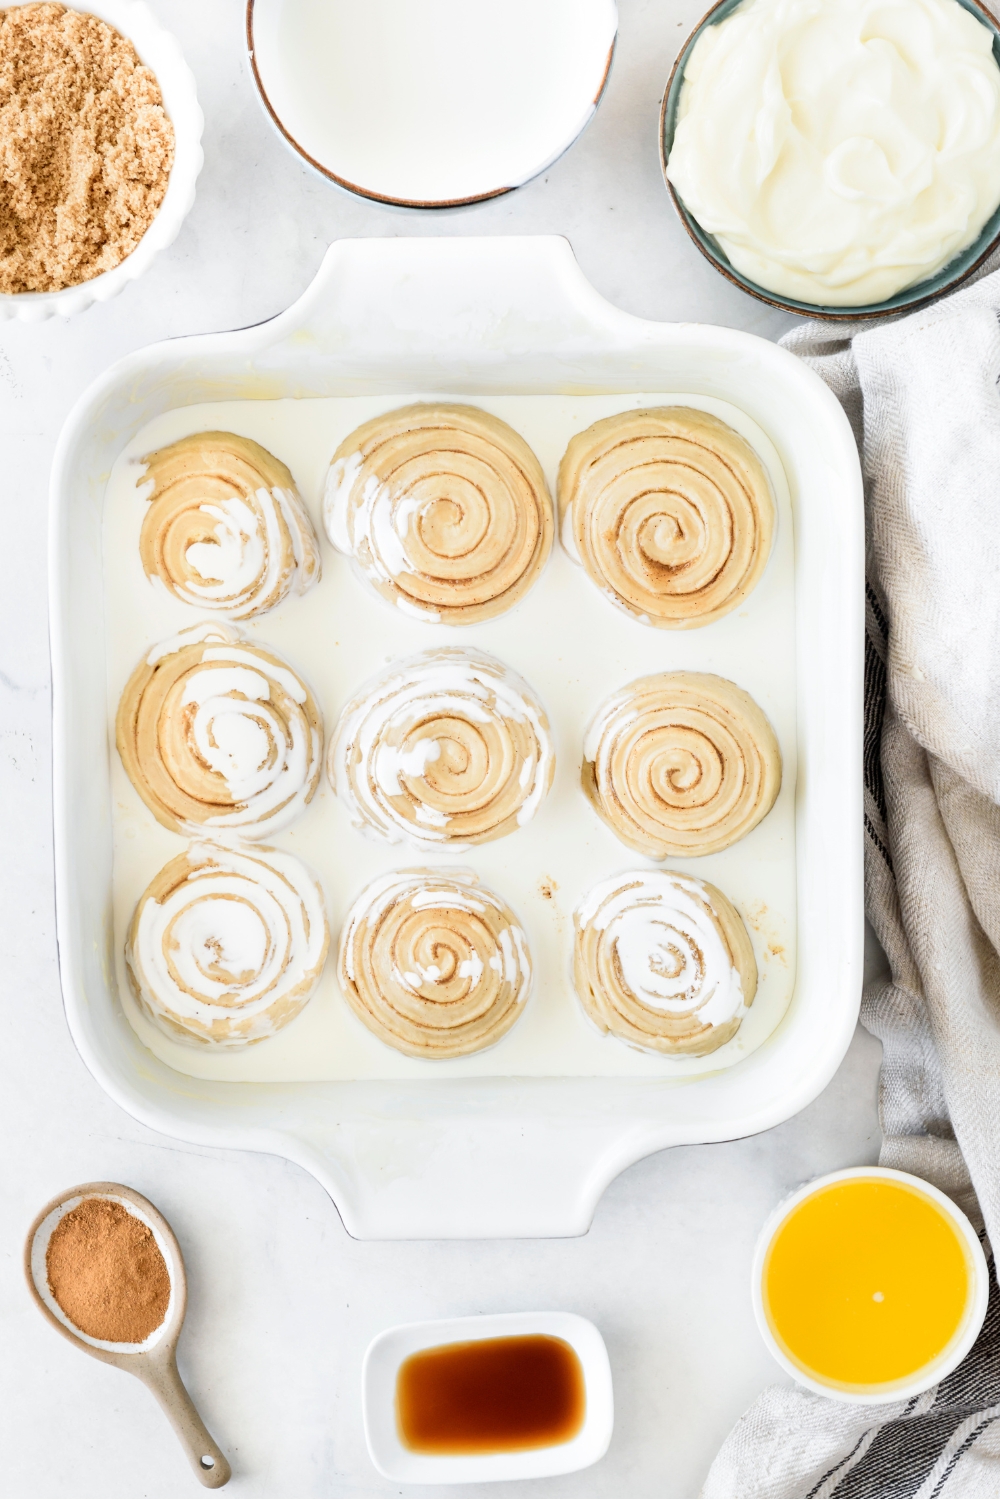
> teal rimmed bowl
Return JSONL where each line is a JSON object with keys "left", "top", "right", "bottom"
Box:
{"left": 659, "top": 0, "right": 1000, "bottom": 321}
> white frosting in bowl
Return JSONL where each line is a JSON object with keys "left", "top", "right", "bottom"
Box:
{"left": 666, "top": 0, "right": 1000, "bottom": 307}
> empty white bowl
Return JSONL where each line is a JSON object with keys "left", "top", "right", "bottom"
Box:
{"left": 0, "top": 0, "right": 203, "bottom": 323}
{"left": 247, "top": 0, "right": 618, "bottom": 207}
{"left": 362, "top": 1310, "right": 614, "bottom": 1483}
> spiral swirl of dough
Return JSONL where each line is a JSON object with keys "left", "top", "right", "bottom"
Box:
{"left": 329, "top": 648, "right": 554, "bottom": 849}
{"left": 558, "top": 407, "right": 775, "bottom": 628}
{"left": 573, "top": 869, "right": 756, "bottom": 1056}
{"left": 138, "top": 431, "right": 321, "bottom": 618}
{"left": 125, "top": 841, "right": 329, "bottom": 1048}
{"left": 116, "top": 622, "right": 323, "bottom": 840}
{"left": 583, "top": 671, "right": 781, "bottom": 857}
{"left": 323, "top": 403, "right": 553, "bottom": 623}
{"left": 338, "top": 869, "right": 531, "bottom": 1059}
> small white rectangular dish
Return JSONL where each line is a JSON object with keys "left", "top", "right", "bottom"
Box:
{"left": 50, "top": 236, "right": 864, "bottom": 1238}
{"left": 362, "top": 1310, "right": 614, "bottom": 1484}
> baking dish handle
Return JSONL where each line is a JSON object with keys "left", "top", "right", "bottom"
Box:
{"left": 272, "top": 1080, "right": 674, "bottom": 1240}
{"left": 262, "top": 234, "right": 637, "bottom": 367}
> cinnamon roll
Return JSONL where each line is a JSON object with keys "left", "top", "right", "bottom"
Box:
{"left": 138, "top": 432, "right": 320, "bottom": 618}
{"left": 583, "top": 671, "right": 781, "bottom": 857}
{"left": 329, "top": 648, "right": 555, "bottom": 849}
{"left": 558, "top": 407, "right": 775, "bottom": 628}
{"left": 116, "top": 622, "right": 323, "bottom": 839}
{"left": 573, "top": 869, "right": 756, "bottom": 1056}
{"left": 337, "top": 869, "right": 531, "bottom": 1058}
{"left": 323, "top": 403, "right": 553, "bottom": 623}
{"left": 126, "top": 841, "right": 329, "bottom": 1048}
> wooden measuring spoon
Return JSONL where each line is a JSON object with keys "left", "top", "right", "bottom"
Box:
{"left": 25, "top": 1181, "right": 231, "bottom": 1488}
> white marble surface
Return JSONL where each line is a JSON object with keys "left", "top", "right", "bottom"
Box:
{"left": 0, "top": 1, "right": 885, "bottom": 1494}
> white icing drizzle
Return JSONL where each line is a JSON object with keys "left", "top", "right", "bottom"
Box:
{"left": 137, "top": 432, "right": 321, "bottom": 619}
{"left": 577, "top": 870, "right": 746, "bottom": 1031}
{"left": 146, "top": 619, "right": 235, "bottom": 666}
{"left": 559, "top": 494, "right": 581, "bottom": 562}
{"left": 338, "top": 866, "right": 532, "bottom": 1026}
{"left": 344, "top": 866, "right": 480, "bottom": 941}
{"left": 328, "top": 647, "right": 555, "bottom": 849}
{"left": 321, "top": 406, "right": 553, "bottom": 625}
{"left": 126, "top": 841, "right": 329, "bottom": 1048}
{"left": 177, "top": 487, "right": 313, "bottom": 612}
{"left": 136, "top": 622, "right": 322, "bottom": 839}
{"left": 395, "top": 597, "right": 442, "bottom": 622}
{"left": 202, "top": 645, "right": 308, "bottom": 704}
{"left": 325, "top": 455, "right": 431, "bottom": 593}
{"left": 323, "top": 452, "right": 362, "bottom": 556}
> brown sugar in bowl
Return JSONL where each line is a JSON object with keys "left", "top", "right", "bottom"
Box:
{"left": 0, "top": 0, "right": 203, "bottom": 322}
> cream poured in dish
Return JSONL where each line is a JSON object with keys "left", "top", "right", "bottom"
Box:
{"left": 103, "top": 391, "right": 798, "bottom": 1085}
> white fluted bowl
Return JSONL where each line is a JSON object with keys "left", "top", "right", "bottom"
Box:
{"left": 0, "top": 0, "right": 203, "bottom": 323}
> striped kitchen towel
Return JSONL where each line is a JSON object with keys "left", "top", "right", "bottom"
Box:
{"left": 703, "top": 1250, "right": 1000, "bottom": 1497}
{"left": 704, "top": 263, "right": 1000, "bottom": 1498}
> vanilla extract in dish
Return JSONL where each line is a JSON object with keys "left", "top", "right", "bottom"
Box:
{"left": 395, "top": 1334, "right": 586, "bottom": 1454}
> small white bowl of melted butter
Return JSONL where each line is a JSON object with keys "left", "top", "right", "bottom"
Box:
{"left": 661, "top": 0, "right": 1000, "bottom": 318}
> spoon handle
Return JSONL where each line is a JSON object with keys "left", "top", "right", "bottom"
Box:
{"left": 140, "top": 1351, "right": 232, "bottom": 1488}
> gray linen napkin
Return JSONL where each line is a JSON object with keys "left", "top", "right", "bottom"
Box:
{"left": 703, "top": 264, "right": 1000, "bottom": 1499}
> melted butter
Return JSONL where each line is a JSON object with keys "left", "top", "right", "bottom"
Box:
{"left": 395, "top": 1334, "right": 585, "bottom": 1454}
{"left": 764, "top": 1177, "right": 972, "bottom": 1391}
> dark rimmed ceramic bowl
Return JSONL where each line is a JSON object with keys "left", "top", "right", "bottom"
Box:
{"left": 247, "top": 0, "right": 618, "bottom": 210}
{"left": 660, "top": 0, "right": 1000, "bottom": 321}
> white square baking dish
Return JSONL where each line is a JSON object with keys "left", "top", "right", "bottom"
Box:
{"left": 50, "top": 236, "right": 863, "bottom": 1238}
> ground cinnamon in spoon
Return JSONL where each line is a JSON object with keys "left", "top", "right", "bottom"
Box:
{"left": 0, "top": 3, "right": 175, "bottom": 294}
{"left": 46, "top": 1197, "right": 170, "bottom": 1343}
